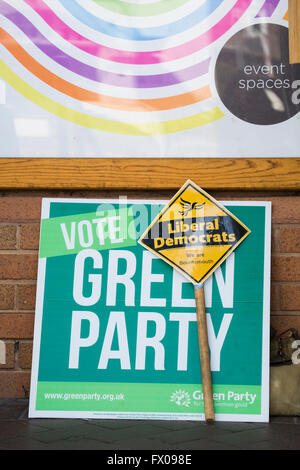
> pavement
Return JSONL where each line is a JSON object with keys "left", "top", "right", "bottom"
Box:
{"left": 0, "top": 399, "right": 300, "bottom": 452}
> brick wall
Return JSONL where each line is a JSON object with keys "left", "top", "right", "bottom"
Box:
{"left": 0, "top": 191, "right": 299, "bottom": 398}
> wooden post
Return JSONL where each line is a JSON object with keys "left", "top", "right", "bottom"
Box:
{"left": 289, "top": 0, "right": 300, "bottom": 64}
{"left": 194, "top": 284, "right": 215, "bottom": 422}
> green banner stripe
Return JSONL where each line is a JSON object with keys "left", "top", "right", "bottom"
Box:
{"left": 92, "top": 0, "right": 189, "bottom": 17}
{"left": 39, "top": 207, "right": 136, "bottom": 258}
{"left": 36, "top": 382, "right": 261, "bottom": 415}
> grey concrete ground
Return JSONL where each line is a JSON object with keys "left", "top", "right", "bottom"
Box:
{"left": 0, "top": 399, "right": 299, "bottom": 451}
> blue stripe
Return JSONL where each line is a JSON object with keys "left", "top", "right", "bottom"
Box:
{"left": 58, "top": 0, "right": 224, "bottom": 41}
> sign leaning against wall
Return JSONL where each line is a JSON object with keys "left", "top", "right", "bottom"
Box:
{"left": 29, "top": 198, "right": 271, "bottom": 422}
{"left": 0, "top": 0, "right": 299, "bottom": 158}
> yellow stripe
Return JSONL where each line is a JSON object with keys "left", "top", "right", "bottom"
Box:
{"left": 0, "top": 59, "right": 224, "bottom": 135}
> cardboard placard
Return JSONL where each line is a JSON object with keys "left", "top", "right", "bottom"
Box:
{"left": 139, "top": 180, "right": 250, "bottom": 285}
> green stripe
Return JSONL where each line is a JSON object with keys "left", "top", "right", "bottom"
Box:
{"left": 36, "top": 381, "right": 261, "bottom": 415}
{"left": 92, "top": 0, "right": 190, "bottom": 17}
{"left": 39, "top": 207, "right": 136, "bottom": 258}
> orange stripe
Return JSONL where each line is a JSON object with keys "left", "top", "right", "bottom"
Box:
{"left": 0, "top": 28, "right": 211, "bottom": 112}
{"left": 283, "top": 9, "right": 288, "bottom": 20}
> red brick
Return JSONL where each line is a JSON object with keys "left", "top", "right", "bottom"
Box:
{"left": 0, "top": 285, "right": 15, "bottom": 310}
{"left": 0, "top": 254, "right": 38, "bottom": 280}
{"left": 0, "top": 341, "right": 15, "bottom": 369}
{"left": 0, "top": 371, "right": 31, "bottom": 398}
{"left": 17, "top": 284, "right": 36, "bottom": 311}
{"left": 272, "top": 225, "right": 282, "bottom": 253}
{"left": 0, "top": 314, "right": 34, "bottom": 339}
{"left": 271, "top": 255, "right": 300, "bottom": 282}
{"left": 280, "top": 285, "right": 300, "bottom": 311}
{"left": 18, "top": 342, "right": 32, "bottom": 369}
{"left": 0, "top": 225, "right": 17, "bottom": 250}
{"left": 279, "top": 226, "right": 300, "bottom": 253}
{"left": 271, "top": 315, "right": 300, "bottom": 336}
{"left": 271, "top": 284, "right": 281, "bottom": 311}
{"left": 20, "top": 224, "right": 40, "bottom": 250}
{"left": 267, "top": 197, "right": 300, "bottom": 224}
{"left": 0, "top": 197, "right": 41, "bottom": 222}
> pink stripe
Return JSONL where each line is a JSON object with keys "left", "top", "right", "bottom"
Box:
{"left": 159, "top": 0, "right": 252, "bottom": 62}
{"left": 23, "top": 0, "right": 252, "bottom": 64}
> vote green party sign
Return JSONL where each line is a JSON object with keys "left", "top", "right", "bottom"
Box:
{"left": 29, "top": 198, "right": 271, "bottom": 422}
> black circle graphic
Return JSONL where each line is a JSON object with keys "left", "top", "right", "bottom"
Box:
{"left": 215, "top": 24, "right": 300, "bottom": 125}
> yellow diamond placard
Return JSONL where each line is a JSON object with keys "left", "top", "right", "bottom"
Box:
{"left": 138, "top": 180, "right": 251, "bottom": 285}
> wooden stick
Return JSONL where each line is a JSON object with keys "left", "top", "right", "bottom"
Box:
{"left": 289, "top": 0, "right": 300, "bottom": 64}
{"left": 194, "top": 284, "right": 215, "bottom": 422}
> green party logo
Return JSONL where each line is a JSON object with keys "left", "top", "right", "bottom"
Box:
{"left": 170, "top": 390, "right": 191, "bottom": 408}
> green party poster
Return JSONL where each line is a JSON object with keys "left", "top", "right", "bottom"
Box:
{"left": 29, "top": 198, "right": 271, "bottom": 422}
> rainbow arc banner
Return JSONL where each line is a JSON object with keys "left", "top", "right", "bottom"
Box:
{"left": 0, "top": 0, "right": 299, "bottom": 157}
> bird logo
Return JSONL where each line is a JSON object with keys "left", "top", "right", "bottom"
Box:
{"left": 178, "top": 198, "right": 206, "bottom": 216}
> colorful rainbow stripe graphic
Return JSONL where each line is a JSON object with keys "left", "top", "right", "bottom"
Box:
{"left": 0, "top": 0, "right": 285, "bottom": 136}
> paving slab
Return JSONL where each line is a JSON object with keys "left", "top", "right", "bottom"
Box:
{"left": 0, "top": 399, "right": 300, "bottom": 451}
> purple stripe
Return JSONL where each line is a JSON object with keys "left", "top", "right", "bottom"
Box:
{"left": 1, "top": 2, "right": 210, "bottom": 88}
{"left": 255, "top": 0, "right": 280, "bottom": 17}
